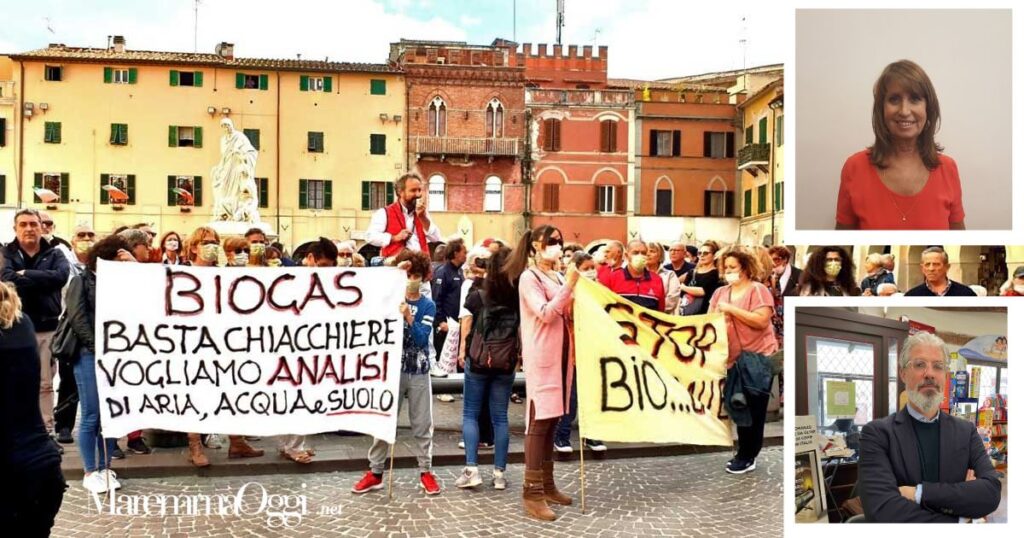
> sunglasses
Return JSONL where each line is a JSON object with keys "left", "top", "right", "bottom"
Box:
{"left": 339, "top": 252, "right": 353, "bottom": 258}
{"left": 545, "top": 237, "right": 563, "bottom": 247}
{"left": 41, "top": 221, "right": 54, "bottom": 226}
{"left": 698, "top": 251, "right": 712, "bottom": 256}
{"left": 233, "top": 248, "right": 250, "bottom": 255}
{"left": 76, "top": 232, "right": 96, "bottom": 239}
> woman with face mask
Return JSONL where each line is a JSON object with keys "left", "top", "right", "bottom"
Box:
{"left": 159, "top": 232, "right": 188, "bottom": 265}
{"left": 222, "top": 237, "right": 250, "bottom": 268}
{"left": 505, "top": 225, "right": 580, "bottom": 521}
{"left": 645, "top": 242, "right": 682, "bottom": 315}
{"left": 708, "top": 247, "right": 779, "bottom": 476}
{"left": 797, "top": 246, "right": 861, "bottom": 296}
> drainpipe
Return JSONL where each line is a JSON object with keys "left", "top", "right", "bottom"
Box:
{"left": 769, "top": 105, "right": 776, "bottom": 245}
{"left": 521, "top": 108, "right": 533, "bottom": 231}
{"left": 17, "top": 60, "right": 25, "bottom": 208}
{"left": 275, "top": 70, "right": 281, "bottom": 234}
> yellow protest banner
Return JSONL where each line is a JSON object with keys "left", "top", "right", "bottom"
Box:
{"left": 573, "top": 277, "right": 732, "bottom": 446}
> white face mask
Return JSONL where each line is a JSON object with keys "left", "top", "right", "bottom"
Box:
{"left": 267, "top": 258, "right": 282, "bottom": 267}
{"left": 581, "top": 269, "right": 598, "bottom": 280}
{"left": 338, "top": 257, "right": 353, "bottom": 267}
{"left": 724, "top": 272, "right": 740, "bottom": 284}
{"left": 233, "top": 252, "right": 249, "bottom": 266}
{"left": 1014, "top": 284, "right": 1024, "bottom": 294}
{"left": 541, "top": 245, "right": 562, "bottom": 261}
{"left": 165, "top": 239, "right": 179, "bottom": 252}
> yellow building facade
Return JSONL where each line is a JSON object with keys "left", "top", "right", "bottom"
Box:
{"left": 0, "top": 41, "right": 405, "bottom": 251}
{"left": 736, "top": 77, "right": 783, "bottom": 246}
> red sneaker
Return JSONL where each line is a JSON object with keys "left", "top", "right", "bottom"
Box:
{"left": 351, "top": 471, "right": 384, "bottom": 494}
{"left": 420, "top": 472, "right": 442, "bottom": 495}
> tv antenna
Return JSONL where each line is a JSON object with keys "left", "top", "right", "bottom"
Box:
{"left": 194, "top": 0, "right": 202, "bottom": 53}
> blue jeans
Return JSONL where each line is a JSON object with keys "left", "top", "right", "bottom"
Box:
{"left": 555, "top": 376, "right": 578, "bottom": 445}
{"left": 462, "top": 368, "right": 515, "bottom": 470}
{"left": 74, "top": 350, "right": 117, "bottom": 473}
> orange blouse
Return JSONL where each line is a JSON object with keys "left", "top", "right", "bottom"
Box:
{"left": 835, "top": 150, "right": 964, "bottom": 230}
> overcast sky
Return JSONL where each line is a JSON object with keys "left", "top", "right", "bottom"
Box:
{"left": 0, "top": 0, "right": 787, "bottom": 80}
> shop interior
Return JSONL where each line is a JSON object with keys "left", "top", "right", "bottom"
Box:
{"left": 794, "top": 307, "right": 1008, "bottom": 523}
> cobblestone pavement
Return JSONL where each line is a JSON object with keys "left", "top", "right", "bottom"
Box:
{"left": 52, "top": 448, "right": 782, "bottom": 537}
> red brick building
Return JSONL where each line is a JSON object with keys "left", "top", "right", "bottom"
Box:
{"left": 389, "top": 39, "right": 527, "bottom": 243}
{"left": 522, "top": 43, "right": 633, "bottom": 246}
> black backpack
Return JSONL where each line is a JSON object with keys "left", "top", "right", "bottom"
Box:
{"left": 468, "top": 290, "right": 520, "bottom": 374}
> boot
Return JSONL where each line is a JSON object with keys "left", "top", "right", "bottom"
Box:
{"left": 187, "top": 433, "right": 210, "bottom": 468}
{"left": 542, "top": 461, "right": 573, "bottom": 506}
{"left": 523, "top": 469, "right": 556, "bottom": 521}
{"left": 228, "top": 435, "right": 265, "bottom": 459}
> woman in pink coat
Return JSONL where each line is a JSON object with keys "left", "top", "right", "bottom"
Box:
{"left": 504, "top": 224, "right": 580, "bottom": 521}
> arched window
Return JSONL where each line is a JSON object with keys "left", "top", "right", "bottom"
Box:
{"left": 486, "top": 99, "right": 504, "bottom": 138}
{"left": 427, "top": 97, "right": 446, "bottom": 137}
{"left": 484, "top": 176, "right": 502, "bottom": 212}
{"left": 428, "top": 174, "right": 446, "bottom": 211}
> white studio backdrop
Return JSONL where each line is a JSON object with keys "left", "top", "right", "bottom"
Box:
{"left": 794, "top": 9, "right": 1012, "bottom": 230}
{"left": 94, "top": 261, "right": 407, "bottom": 442}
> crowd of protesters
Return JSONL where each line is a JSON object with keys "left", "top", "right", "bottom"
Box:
{"left": 5, "top": 173, "right": 1022, "bottom": 530}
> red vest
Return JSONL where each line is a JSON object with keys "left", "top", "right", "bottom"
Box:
{"left": 381, "top": 201, "right": 428, "bottom": 257}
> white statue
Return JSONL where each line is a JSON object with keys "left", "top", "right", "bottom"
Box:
{"left": 211, "top": 118, "right": 260, "bottom": 223}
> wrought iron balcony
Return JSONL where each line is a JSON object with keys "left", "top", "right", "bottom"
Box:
{"left": 412, "top": 136, "right": 520, "bottom": 158}
{"left": 738, "top": 143, "right": 770, "bottom": 175}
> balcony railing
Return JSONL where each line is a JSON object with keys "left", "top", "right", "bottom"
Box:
{"left": 526, "top": 88, "right": 633, "bottom": 106}
{"left": 737, "top": 143, "right": 770, "bottom": 169}
{"left": 412, "top": 136, "right": 520, "bottom": 157}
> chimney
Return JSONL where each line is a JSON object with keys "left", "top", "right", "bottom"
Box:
{"left": 112, "top": 35, "right": 125, "bottom": 53}
{"left": 215, "top": 42, "right": 235, "bottom": 60}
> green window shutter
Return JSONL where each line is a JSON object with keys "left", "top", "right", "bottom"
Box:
{"left": 370, "top": 79, "right": 386, "bottom": 95}
{"left": 100, "top": 174, "right": 110, "bottom": 204}
{"left": 323, "top": 180, "right": 333, "bottom": 210}
{"left": 104, "top": 67, "right": 113, "bottom": 83}
{"left": 299, "top": 179, "right": 309, "bottom": 209}
{"left": 33, "top": 173, "right": 42, "bottom": 202}
{"left": 0, "top": 175, "right": 5, "bottom": 205}
{"left": 194, "top": 71, "right": 203, "bottom": 87}
{"left": 52, "top": 122, "right": 61, "bottom": 143}
{"left": 258, "top": 178, "right": 268, "bottom": 208}
{"left": 743, "top": 189, "right": 752, "bottom": 217}
{"left": 167, "top": 176, "right": 176, "bottom": 206}
{"left": 193, "top": 126, "right": 203, "bottom": 148}
{"left": 127, "top": 175, "right": 136, "bottom": 205}
{"left": 386, "top": 181, "right": 394, "bottom": 204}
{"left": 44, "top": 122, "right": 53, "bottom": 143}
{"left": 775, "top": 181, "right": 783, "bottom": 210}
{"left": 120, "top": 124, "right": 128, "bottom": 145}
{"left": 60, "top": 173, "right": 69, "bottom": 204}
{"left": 128, "top": 68, "right": 138, "bottom": 84}
{"left": 110, "top": 124, "right": 118, "bottom": 144}
{"left": 236, "top": 72, "right": 245, "bottom": 89}
{"left": 170, "top": 70, "right": 179, "bottom": 86}
{"left": 169, "top": 125, "right": 178, "bottom": 147}
{"left": 55, "top": 122, "right": 61, "bottom": 143}
{"left": 361, "top": 181, "right": 370, "bottom": 210}
{"left": 323, "top": 76, "right": 332, "bottom": 93}
{"left": 244, "top": 129, "right": 260, "bottom": 150}
{"left": 758, "top": 117, "right": 768, "bottom": 144}
{"left": 193, "top": 176, "right": 203, "bottom": 206}
{"left": 300, "top": 75, "right": 309, "bottom": 91}
{"left": 259, "top": 74, "right": 269, "bottom": 90}
{"left": 757, "top": 184, "right": 767, "bottom": 214}
{"left": 0, "top": 118, "right": 6, "bottom": 147}
{"left": 370, "top": 134, "right": 386, "bottom": 155}
{"left": 745, "top": 126, "right": 753, "bottom": 145}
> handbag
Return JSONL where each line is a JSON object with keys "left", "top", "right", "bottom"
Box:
{"left": 681, "top": 270, "right": 706, "bottom": 315}
{"left": 51, "top": 284, "right": 83, "bottom": 363}
{"left": 435, "top": 317, "right": 460, "bottom": 374}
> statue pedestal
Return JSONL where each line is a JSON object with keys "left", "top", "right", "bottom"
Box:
{"left": 208, "top": 220, "right": 275, "bottom": 239}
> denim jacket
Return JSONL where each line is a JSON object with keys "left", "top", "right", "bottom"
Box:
{"left": 724, "top": 351, "right": 773, "bottom": 427}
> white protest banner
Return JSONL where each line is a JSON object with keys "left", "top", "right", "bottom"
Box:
{"left": 94, "top": 260, "right": 406, "bottom": 442}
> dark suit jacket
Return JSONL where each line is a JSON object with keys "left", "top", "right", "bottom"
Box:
{"left": 778, "top": 266, "right": 802, "bottom": 297}
{"left": 859, "top": 407, "right": 1001, "bottom": 522}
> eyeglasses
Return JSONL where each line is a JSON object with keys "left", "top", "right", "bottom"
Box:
{"left": 698, "top": 251, "right": 712, "bottom": 256}
{"left": 339, "top": 252, "right": 353, "bottom": 258}
{"left": 908, "top": 360, "right": 947, "bottom": 373}
{"left": 546, "top": 237, "right": 563, "bottom": 247}
{"left": 75, "top": 232, "right": 96, "bottom": 239}
{"left": 41, "top": 221, "right": 54, "bottom": 226}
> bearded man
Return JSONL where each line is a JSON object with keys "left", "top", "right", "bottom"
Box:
{"left": 859, "top": 332, "right": 1001, "bottom": 522}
